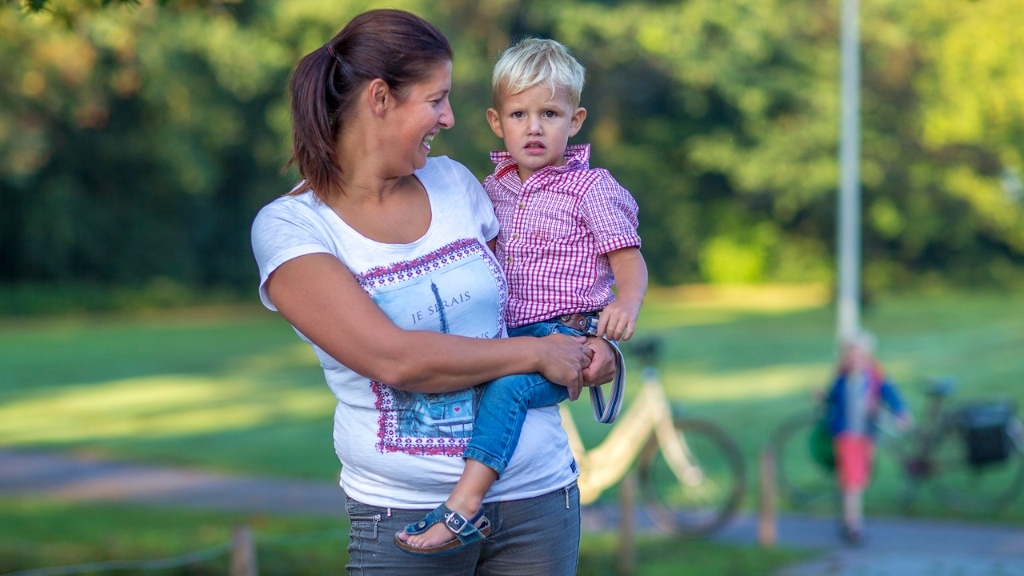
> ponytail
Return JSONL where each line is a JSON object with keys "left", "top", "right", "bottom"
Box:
{"left": 285, "top": 46, "right": 343, "bottom": 199}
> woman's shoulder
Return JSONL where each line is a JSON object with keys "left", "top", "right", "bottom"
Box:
{"left": 251, "top": 190, "right": 333, "bottom": 245}
{"left": 421, "top": 154, "right": 465, "bottom": 172}
{"left": 254, "top": 190, "right": 321, "bottom": 223}
{"left": 422, "top": 157, "right": 491, "bottom": 210}
{"left": 418, "top": 156, "right": 479, "bottom": 190}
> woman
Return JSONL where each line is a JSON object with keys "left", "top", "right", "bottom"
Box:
{"left": 251, "top": 9, "right": 614, "bottom": 574}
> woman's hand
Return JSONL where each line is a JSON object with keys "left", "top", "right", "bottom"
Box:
{"left": 535, "top": 334, "right": 593, "bottom": 401}
{"left": 582, "top": 337, "right": 617, "bottom": 387}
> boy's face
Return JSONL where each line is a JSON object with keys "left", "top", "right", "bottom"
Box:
{"left": 844, "top": 343, "right": 871, "bottom": 370}
{"left": 486, "top": 84, "right": 586, "bottom": 182}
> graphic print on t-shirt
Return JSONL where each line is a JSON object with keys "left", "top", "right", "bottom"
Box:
{"left": 358, "top": 238, "right": 506, "bottom": 456}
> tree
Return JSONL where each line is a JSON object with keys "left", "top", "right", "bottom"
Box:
{"left": 1, "top": 0, "right": 1022, "bottom": 299}
{"left": 521, "top": 0, "right": 1024, "bottom": 287}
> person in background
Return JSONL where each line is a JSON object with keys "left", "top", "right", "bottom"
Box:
{"left": 251, "top": 10, "right": 616, "bottom": 574}
{"left": 824, "top": 329, "right": 911, "bottom": 545}
{"left": 396, "top": 37, "right": 648, "bottom": 555}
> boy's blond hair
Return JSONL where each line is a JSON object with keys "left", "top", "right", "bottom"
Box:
{"left": 491, "top": 38, "right": 586, "bottom": 108}
{"left": 840, "top": 329, "right": 878, "bottom": 355}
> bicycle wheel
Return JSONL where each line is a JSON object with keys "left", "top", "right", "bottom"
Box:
{"left": 637, "top": 417, "right": 746, "bottom": 538}
{"left": 928, "top": 416, "right": 1024, "bottom": 514}
{"left": 769, "top": 411, "right": 837, "bottom": 511}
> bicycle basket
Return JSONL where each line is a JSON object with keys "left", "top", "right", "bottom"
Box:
{"left": 959, "top": 401, "right": 1016, "bottom": 467}
{"left": 809, "top": 419, "right": 836, "bottom": 471}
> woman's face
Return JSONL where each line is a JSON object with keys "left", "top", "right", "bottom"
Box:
{"left": 389, "top": 60, "right": 454, "bottom": 174}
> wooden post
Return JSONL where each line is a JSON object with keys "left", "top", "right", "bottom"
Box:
{"left": 231, "top": 525, "right": 258, "bottom": 576}
{"left": 758, "top": 447, "right": 777, "bottom": 548}
{"left": 618, "top": 470, "right": 636, "bottom": 576}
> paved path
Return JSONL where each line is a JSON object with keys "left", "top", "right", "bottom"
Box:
{"left": 0, "top": 449, "right": 346, "bottom": 516}
{"left": 719, "top": 514, "right": 1024, "bottom": 576}
{"left": 3, "top": 449, "right": 1024, "bottom": 575}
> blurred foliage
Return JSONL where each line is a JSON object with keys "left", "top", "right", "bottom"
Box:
{"left": 0, "top": 0, "right": 1022, "bottom": 299}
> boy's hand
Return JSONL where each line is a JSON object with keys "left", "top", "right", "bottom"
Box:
{"left": 603, "top": 247, "right": 647, "bottom": 342}
{"left": 582, "top": 337, "right": 617, "bottom": 386}
{"left": 596, "top": 299, "right": 640, "bottom": 341}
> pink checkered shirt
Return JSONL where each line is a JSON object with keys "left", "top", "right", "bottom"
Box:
{"left": 484, "top": 144, "right": 641, "bottom": 328}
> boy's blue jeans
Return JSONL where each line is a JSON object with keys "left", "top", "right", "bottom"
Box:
{"left": 462, "top": 319, "right": 582, "bottom": 476}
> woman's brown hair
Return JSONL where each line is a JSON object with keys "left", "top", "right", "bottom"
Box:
{"left": 285, "top": 9, "right": 453, "bottom": 201}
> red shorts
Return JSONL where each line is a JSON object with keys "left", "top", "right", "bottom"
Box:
{"left": 833, "top": 433, "right": 874, "bottom": 491}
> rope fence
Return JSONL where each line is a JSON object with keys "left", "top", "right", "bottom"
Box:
{"left": 0, "top": 525, "right": 349, "bottom": 576}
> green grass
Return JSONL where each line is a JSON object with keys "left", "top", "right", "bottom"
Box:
{"left": 560, "top": 286, "right": 1024, "bottom": 521}
{"left": 3, "top": 288, "right": 1024, "bottom": 514}
{"left": 0, "top": 305, "right": 341, "bottom": 480}
{"left": 2, "top": 287, "right": 1024, "bottom": 573}
{"left": 0, "top": 497, "right": 349, "bottom": 575}
{"left": 693, "top": 288, "right": 1024, "bottom": 521}
{"left": 0, "top": 281, "right": 249, "bottom": 317}
{"left": 578, "top": 533, "right": 808, "bottom": 576}
{"left": 0, "top": 496, "right": 807, "bottom": 575}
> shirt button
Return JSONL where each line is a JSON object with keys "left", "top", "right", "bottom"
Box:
{"left": 517, "top": 202, "right": 525, "bottom": 209}
{"left": 512, "top": 233, "right": 519, "bottom": 240}
{"left": 507, "top": 257, "right": 513, "bottom": 263}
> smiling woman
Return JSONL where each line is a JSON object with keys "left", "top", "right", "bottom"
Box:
{"left": 249, "top": 8, "right": 617, "bottom": 575}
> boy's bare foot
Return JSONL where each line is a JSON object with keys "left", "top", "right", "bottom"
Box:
{"left": 395, "top": 459, "right": 497, "bottom": 551}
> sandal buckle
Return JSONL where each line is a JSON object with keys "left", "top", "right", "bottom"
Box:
{"left": 444, "top": 511, "right": 468, "bottom": 534}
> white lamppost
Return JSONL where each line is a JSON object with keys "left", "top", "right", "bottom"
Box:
{"left": 837, "top": 0, "right": 861, "bottom": 340}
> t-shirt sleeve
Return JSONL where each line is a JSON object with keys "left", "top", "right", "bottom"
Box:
{"left": 250, "top": 199, "right": 332, "bottom": 311}
{"left": 578, "top": 170, "right": 641, "bottom": 255}
{"left": 451, "top": 158, "right": 500, "bottom": 242}
{"left": 880, "top": 380, "right": 908, "bottom": 416}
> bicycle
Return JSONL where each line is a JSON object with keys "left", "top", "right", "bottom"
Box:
{"left": 769, "top": 376, "right": 1024, "bottom": 515}
{"left": 559, "top": 337, "right": 747, "bottom": 537}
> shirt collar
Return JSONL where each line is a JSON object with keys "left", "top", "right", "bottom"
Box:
{"left": 490, "top": 144, "right": 592, "bottom": 179}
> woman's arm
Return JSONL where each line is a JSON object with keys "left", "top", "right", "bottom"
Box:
{"left": 266, "top": 253, "right": 592, "bottom": 395}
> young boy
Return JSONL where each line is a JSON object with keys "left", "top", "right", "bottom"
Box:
{"left": 395, "top": 37, "right": 648, "bottom": 555}
{"left": 825, "top": 330, "right": 911, "bottom": 545}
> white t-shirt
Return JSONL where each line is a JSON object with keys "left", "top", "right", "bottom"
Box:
{"left": 251, "top": 156, "right": 578, "bottom": 508}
